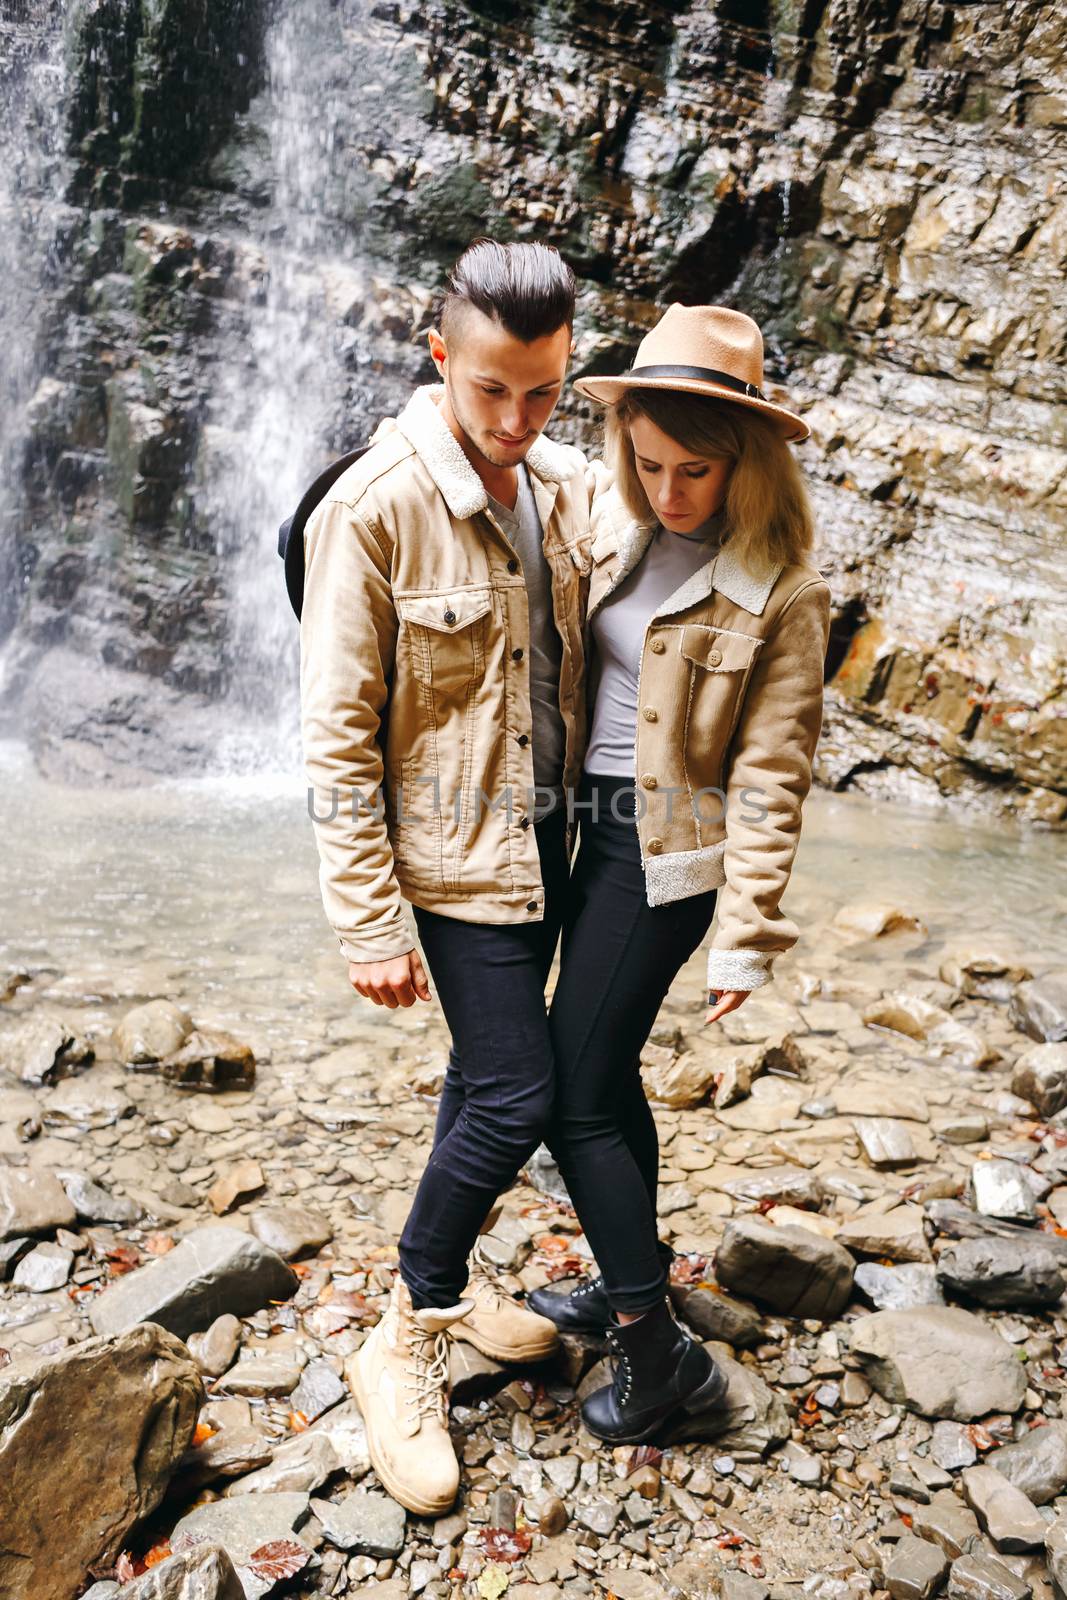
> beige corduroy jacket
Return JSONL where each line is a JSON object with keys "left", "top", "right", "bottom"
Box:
{"left": 585, "top": 484, "right": 832, "bottom": 994}
{"left": 299, "top": 384, "right": 594, "bottom": 964}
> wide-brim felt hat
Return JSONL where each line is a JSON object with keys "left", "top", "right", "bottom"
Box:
{"left": 573, "top": 302, "right": 810, "bottom": 443}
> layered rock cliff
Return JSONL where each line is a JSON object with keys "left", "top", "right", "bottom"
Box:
{"left": 1, "top": 0, "right": 1063, "bottom": 819}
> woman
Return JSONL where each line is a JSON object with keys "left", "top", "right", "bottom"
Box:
{"left": 528, "top": 302, "right": 832, "bottom": 1445}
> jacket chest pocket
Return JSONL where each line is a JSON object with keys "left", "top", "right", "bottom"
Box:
{"left": 396, "top": 587, "right": 493, "bottom": 696}
{"left": 679, "top": 624, "right": 763, "bottom": 752}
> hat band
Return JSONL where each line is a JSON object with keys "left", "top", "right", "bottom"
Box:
{"left": 628, "top": 364, "right": 765, "bottom": 401}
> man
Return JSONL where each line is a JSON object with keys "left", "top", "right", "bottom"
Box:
{"left": 300, "top": 239, "right": 594, "bottom": 1514}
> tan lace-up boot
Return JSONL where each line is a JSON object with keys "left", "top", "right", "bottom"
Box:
{"left": 345, "top": 1276, "right": 473, "bottom": 1516}
{"left": 453, "top": 1236, "right": 560, "bottom": 1363}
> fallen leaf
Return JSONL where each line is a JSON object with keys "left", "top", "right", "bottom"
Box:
{"left": 191, "top": 1421, "right": 216, "bottom": 1446}
{"left": 143, "top": 1542, "right": 172, "bottom": 1568}
{"left": 246, "top": 1539, "right": 310, "bottom": 1580}
{"left": 477, "top": 1563, "right": 510, "bottom": 1599}
{"left": 482, "top": 1527, "right": 532, "bottom": 1563}
{"left": 143, "top": 1232, "right": 175, "bottom": 1256}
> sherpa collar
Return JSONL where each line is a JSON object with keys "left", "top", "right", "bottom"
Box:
{"left": 596, "top": 517, "right": 783, "bottom": 619}
{"left": 392, "top": 384, "right": 576, "bottom": 522}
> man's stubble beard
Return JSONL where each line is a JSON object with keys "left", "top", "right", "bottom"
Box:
{"left": 446, "top": 379, "right": 536, "bottom": 471}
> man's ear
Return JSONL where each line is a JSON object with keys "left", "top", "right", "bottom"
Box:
{"left": 427, "top": 327, "right": 447, "bottom": 376}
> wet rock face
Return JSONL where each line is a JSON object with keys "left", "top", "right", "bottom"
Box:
{"left": 2, "top": 0, "right": 1065, "bottom": 817}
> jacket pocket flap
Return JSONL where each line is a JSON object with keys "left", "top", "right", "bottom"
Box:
{"left": 396, "top": 588, "right": 493, "bottom": 633}
{"left": 679, "top": 625, "right": 762, "bottom": 672}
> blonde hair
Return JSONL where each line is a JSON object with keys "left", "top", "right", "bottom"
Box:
{"left": 603, "top": 388, "right": 816, "bottom": 574}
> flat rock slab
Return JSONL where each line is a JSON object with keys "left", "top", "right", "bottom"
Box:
{"left": 837, "top": 1206, "right": 932, "bottom": 1262}
{"left": 715, "top": 1215, "right": 854, "bottom": 1320}
{"left": 170, "top": 1492, "right": 311, "bottom": 1570}
{"left": 308, "top": 1489, "right": 406, "bottom": 1555}
{"left": 961, "top": 1463, "right": 1047, "bottom": 1551}
{"left": 854, "top": 1263, "right": 945, "bottom": 1311}
{"left": 945, "top": 1551, "right": 1032, "bottom": 1600}
{"left": 89, "top": 1224, "right": 298, "bottom": 1340}
{"left": 249, "top": 1205, "right": 333, "bottom": 1260}
{"left": 57, "top": 1169, "right": 143, "bottom": 1224}
{"left": 986, "top": 1421, "right": 1067, "bottom": 1505}
{"left": 853, "top": 1116, "right": 918, "bottom": 1169}
{"left": 847, "top": 1307, "right": 1026, "bottom": 1420}
{"left": 0, "top": 1322, "right": 202, "bottom": 1600}
{"left": 936, "top": 1235, "right": 1065, "bottom": 1308}
{"left": 886, "top": 1532, "right": 950, "bottom": 1600}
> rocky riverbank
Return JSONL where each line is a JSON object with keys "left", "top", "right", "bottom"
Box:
{"left": 3, "top": 898, "right": 1067, "bottom": 1599}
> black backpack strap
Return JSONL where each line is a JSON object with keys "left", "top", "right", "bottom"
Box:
{"left": 278, "top": 442, "right": 374, "bottom": 620}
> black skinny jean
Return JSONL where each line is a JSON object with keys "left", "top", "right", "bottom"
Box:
{"left": 397, "top": 774, "right": 718, "bottom": 1314}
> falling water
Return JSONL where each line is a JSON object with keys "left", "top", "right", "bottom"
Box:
{"left": 0, "top": 0, "right": 68, "bottom": 677}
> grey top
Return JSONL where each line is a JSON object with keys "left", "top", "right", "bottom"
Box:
{"left": 487, "top": 464, "right": 566, "bottom": 816}
{"left": 584, "top": 509, "right": 727, "bottom": 778}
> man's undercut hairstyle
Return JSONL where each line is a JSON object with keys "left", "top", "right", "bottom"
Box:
{"left": 440, "top": 238, "right": 577, "bottom": 344}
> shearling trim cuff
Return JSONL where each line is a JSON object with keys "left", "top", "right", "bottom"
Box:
{"left": 643, "top": 840, "right": 727, "bottom": 907}
{"left": 707, "top": 948, "right": 774, "bottom": 993}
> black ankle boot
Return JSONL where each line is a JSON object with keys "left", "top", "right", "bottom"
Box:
{"left": 527, "top": 1244, "right": 676, "bottom": 1336}
{"left": 579, "top": 1297, "right": 727, "bottom": 1444}
{"left": 527, "top": 1273, "right": 612, "bottom": 1333}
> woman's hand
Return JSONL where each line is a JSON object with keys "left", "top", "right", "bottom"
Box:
{"left": 704, "top": 989, "right": 750, "bottom": 1024}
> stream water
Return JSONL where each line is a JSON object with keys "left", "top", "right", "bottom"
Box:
{"left": 2, "top": 736, "right": 1064, "bottom": 1065}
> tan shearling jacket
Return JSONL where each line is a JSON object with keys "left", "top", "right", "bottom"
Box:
{"left": 299, "top": 384, "right": 594, "bottom": 964}
{"left": 586, "top": 485, "right": 832, "bottom": 994}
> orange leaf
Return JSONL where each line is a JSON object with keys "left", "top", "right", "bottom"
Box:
{"left": 288, "top": 1410, "right": 310, "bottom": 1432}
{"left": 247, "top": 1540, "right": 309, "bottom": 1581}
{"left": 191, "top": 1421, "right": 216, "bottom": 1446}
{"left": 144, "top": 1542, "right": 172, "bottom": 1569}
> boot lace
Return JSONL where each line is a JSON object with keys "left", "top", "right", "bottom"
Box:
{"left": 401, "top": 1323, "right": 451, "bottom": 1426}
{"left": 467, "top": 1237, "right": 504, "bottom": 1310}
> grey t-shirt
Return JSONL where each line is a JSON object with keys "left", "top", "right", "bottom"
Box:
{"left": 584, "top": 510, "right": 727, "bottom": 777}
{"left": 487, "top": 464, "right": 567, "bottom": 815}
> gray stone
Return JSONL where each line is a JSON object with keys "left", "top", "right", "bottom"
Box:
{"left": 187, "top": 1313, "right": 242, "bottom": 1378}
{"left": 0, "top": 1167, "right": 77, "bottom": 1240}
{"left": 961, "top": 1463, "right": 1047, "bottom": 1551}
{"left": 854, "top": 1262, "right": 945, "bottom": 1310}
{"left": 911, "top": 1488, "right": 983, "bottom": 1558}
{"left": 11, "top": 1240, "right": 73, "bottom": 1291}
{"left": 113, "top": 999, "right": 193, "bottom": 1065}
{"left": 41, "top": 1073, "right": 133, "bottom": 1130}
{"left": 56, "top": 1169, "right": 143, "bottom": 1225}
{"left": 577, "top": 1497, "right": 620, "bottom": 1535}
{"left": 986, "top": 1421, "right": 1067, "bottom": 1505}
{"left": 837, "top": 1207, "right": 932, "bottom": 1262}
{"left": 936, "top": 1236, "right": 1065, "bottom": 1308}
{"left": 249, "top": 1205, "right": 333, "bottom": 1261}
{"left": 171, "top": 1494, "right": 311, "bottom": 1580}
{"left": 853, "top": 1116, "right": 918, "bottom": 1168}
{"left": 290, "top": 1356, "right": 346, "bottom": 1421}
{"left": 1012, "top": 1042, "right": 1067, "bottom": 1117}
{"left": 926, "top": 1200, "right": 1067, "bottom": 1260}
{"left": 847, "top": 1307, "right": 1026, "bottom": 1420}
{"left": 1047, "top": 1521, "right": 1067, "bottom": 1596}
{"left": 160, "top": 1027, "right": 255, "bottom": 1092}
{"left": 969, "top": 1160, "right": 1038, "bottom": 1223}
{"left": 885, "top": 1533, "right": 950, "bottom": 1600}
{"left": 224, "top": 1399, "right": 369, "bottom": 1495}
{"left": 1009, "top": 972, "right": 1067, "bottom": 1044}
{"left": 0, "top": 1014, "right": 93, "bottom": 1086}
{"left": 668, "top": 1284, "right": 762, "bottom": 1347}
{"left": 715, "top": 1215, "right": 854, "bottom": 1319}
{"left": 114, "top": 1543, "right": 244, "bottom": 1599}
{"left": 945, "top": 1552, "right": 1031, "bottom": 1600}
{"left": 931, "top": 1421, "right": 979, "bottom": 1472}
{"left": 218, "top": 1352, "right": 304, "bottom": 1397}
{"left": 88, "top": 1224, "right": 298, "bottom": 1340}
{"left": 0, "top": 1323, "right": 202, "bottom": 1600}
{"left": 308, "top": 1489, "right": 406, "bottom": 1555}
{"left": 934, "top": 1115, "right": 990, "bottom": 1145}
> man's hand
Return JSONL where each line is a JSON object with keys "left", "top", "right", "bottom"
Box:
{"left": 347, "top": 950, "right": 431, "bottom": 1008}
{"left": 704, "top": 989, "right": 750, "bottom": 1024}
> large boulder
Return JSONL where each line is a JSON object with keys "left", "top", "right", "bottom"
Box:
{"left": 847, "top": 1307, "right": 1026, "bottom": 1420}
{"left": 936, "top": 1235, "right": 1066, "bottom": 1308}
{"left": 986, "top": 1421, "right": 1067, "bottom": 1505}
{"left": 0, "top": 1323, "right": 202, "bottom": 1599}
{"left": 714, "top": 1216, "right": 854, "bottom": 1320}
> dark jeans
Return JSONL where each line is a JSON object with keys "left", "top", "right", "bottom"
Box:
{"left": 397, "top": 775, "right": 717, "bottom": 1314}
{"left": 543, "top": 773, "right": 718, "bottom": 1312}
{"left": 398, "top": 804, "right": 571, "bottom": 1309}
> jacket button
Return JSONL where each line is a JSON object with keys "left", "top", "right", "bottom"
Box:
{"left": 507, "top": 559, "right": 520, "bottom": 573}
{"left": 512, "top": 647, "right": 524, "bottom": 661}
{"left": 526, "top": 901, "right": 538, "bottom": 912}
{"left": 707, "top": 649, "right": 722, "bottom": 666}
{"left": 517, "top": 733, "right": 529, "bottom": 747}
{"left": 641, "top": 773, "right": 657, "bottom": 789}
{"left": 519, "top": 815, "right": 531, "bottom": 829}
{"left": 650, "top": 638, "right": 666, "bottom": 654}
{"left": 642, "top": 708, "right": 658, "bottom": 722}
{"left": 647, "top": 837, "right": 664, "bottom": 854}
{"left": 443, "top": 609, "right": 457, "bottom": 625}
